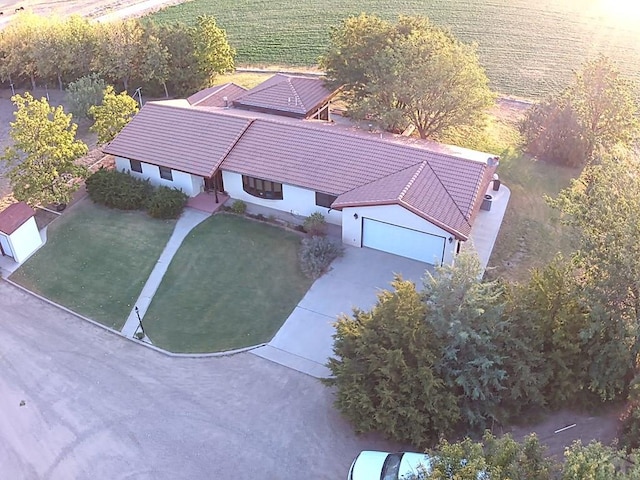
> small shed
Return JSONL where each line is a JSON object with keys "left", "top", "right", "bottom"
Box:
{"left": 0, "top": 202, "right": 43, "bottom": 264}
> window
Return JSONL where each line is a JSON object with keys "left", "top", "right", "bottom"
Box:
{"left": 315, "top": 192, "right": 337, "bottom": 208}
{"left": 159, "top": 166, "right": 173, "bottom": 181}
{"left": 130, "top": 159, "right": 142, "bottom": 173}
{"left": 242, "top": 175, "right": 283, "bottom": 199}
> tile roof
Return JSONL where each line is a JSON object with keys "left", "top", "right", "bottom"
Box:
{"left": 186, "top": 83, "right": 247, "bottom": 107}
{"left": 103, "top": 102, "right": 252, "bottom": 177}
{"left": 0, "top": 201, "right": 35, "bottom": 235}
{"left": 105, "top": 100, "right": 494, "bottom": 239}
{"left": 232, "top": 74, "right": 337, "bottom": 118}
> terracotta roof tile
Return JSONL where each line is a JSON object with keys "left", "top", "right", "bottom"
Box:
{"left": 0, "top": 202, "right": 35, "bottom": 235}
{"left": 233, "top": 74, "right": 336, "bottom": 117}
{"left": 104, "top": 100, "right": 493, "bottom": 239}
{"left": 187, "top": 83, "right": 247, "bottom": 107}
{"left": 103, "top": 102, "right": 252, "bottom": 177}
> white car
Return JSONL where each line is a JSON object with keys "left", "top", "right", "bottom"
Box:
{"left": 348, "top": 451, "right": 433, "bottom": 480}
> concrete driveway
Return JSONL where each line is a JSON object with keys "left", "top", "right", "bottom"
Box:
{"left": 0, "top": 281, "right": 400, "bottom": 480}
{"left": 251, "top": 247, "right": 433, "bottom": 377}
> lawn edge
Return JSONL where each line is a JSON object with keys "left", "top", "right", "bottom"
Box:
{"left": 3, "top": 278, "right": 267, "bottom": 358}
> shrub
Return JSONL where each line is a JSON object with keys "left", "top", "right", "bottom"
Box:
{"left": 147, "top": 186, "right": 188, "bottom": 219}
{"left": 299, "top": 235, "right": 343, "bottom": 279}
{"left": 303, "top": 211, "right": 327, "bottom": 236}
{"left": 85, "top": 168, "right": 152, "bottom": 210}
{"left": 620, "top": 377, "right": 640, "bottom": 451}
{"left": 231, "top": 200, "right": 247, "bottom": 214}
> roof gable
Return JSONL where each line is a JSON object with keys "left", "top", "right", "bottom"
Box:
{"left": 0, "top": 202, "right": 35, "bottom": 235}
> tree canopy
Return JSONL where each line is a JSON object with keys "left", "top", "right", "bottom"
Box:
{"left": 66, "top": 73, "right": 107, "bottom": 119}
{"left": 320, "top": 14, "right": 495, "bottom": 139}
{"left": 0, "top": 13, "right": 235, "bottom": 97}
{"left": 1, "top": 93, "right": 88, "bottom": 206}
{"left": 89, "top": 86, "right": 139, "bottom": 144}
{"left": 521, "top": 56, "right": 639, "bottom": 166}
{"left": 328, "top": 276, "right": 459, "bottom": 446}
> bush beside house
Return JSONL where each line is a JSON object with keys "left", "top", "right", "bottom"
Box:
{"left": 86, "top": 168, "right": 187, "bottom": 219}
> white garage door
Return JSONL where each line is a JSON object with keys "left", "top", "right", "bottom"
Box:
{"left": 362, "top": 218, "right": 445, "bottom": 265}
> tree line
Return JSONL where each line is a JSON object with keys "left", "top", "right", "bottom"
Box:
{"left": 0, "top": 12, "right": 235, "bottom": 96}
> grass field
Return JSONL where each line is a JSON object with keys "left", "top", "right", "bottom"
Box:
{"left": 142, "top": 214, "right": 313, "bottom": 353}
{"left": 150, "top": 0, "right": 640, "bottom": 99}
{"left": 10, "top": 201, "right": 176, "bottom": 330}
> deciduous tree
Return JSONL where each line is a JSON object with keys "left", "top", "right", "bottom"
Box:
{"left": 1, "top": 93, "right": 88, "bottom": 206}
{"left": 521, "top": 56, "right": 639, "bottom": 166}
{"left": 192, "top": 15, "right": 235, "bottom": 86}
{"left": 89, "top": 86, "right": 139, "bottom": 144}
{"left": 549, "top": 152, "right": 640, "bottom": 400}
{"left": 321, "top": 14, "right": 495, "bottom": 139}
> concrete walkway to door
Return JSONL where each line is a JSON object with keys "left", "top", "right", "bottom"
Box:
{"left": 121, "top": 208, "right": 211, "bottom": 338}
{"left": 251, "top": 247, "right": 433, "bottom": 377}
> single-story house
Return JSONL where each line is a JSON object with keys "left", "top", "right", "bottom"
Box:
{"left": 0, "top": 202, "right": 43, "bottom": 263}
{"left": 103, "top": 75, "right": 497, "bottom": 266}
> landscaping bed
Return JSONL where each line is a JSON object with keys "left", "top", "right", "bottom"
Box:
{"left": 143, "top": 213, "right": 313, "bottom": 353}
{"left": 10, "top": 199, "right": 176, "bottom": 329}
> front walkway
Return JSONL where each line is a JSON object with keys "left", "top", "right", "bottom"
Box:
{"left": 251, "top": 247, "right": 433, "bottom": 377}
{"left": 121, "top": 208, "right": 211, "bottom": 338}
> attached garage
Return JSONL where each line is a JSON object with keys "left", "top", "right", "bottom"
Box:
{"left": 362, "top": 218, "right": 446, "bottom": 265}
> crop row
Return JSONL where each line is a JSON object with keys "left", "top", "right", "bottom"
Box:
{"left": 149, "top": 0, "right": 640, "bottom": 99}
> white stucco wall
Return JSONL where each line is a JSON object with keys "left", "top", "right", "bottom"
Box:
{"left": 222, "top": 171, "right": 342, "bottom": 225}
{"left": 5, "top": 216, "right": 43, "bottom": 263}
{"left": 341, "top": 204, "right": 458, "bottom": 265}
{"left": 115, "top": 157, "right": 204, "bottom": 197}
{"left": 0, "top": 232, "right": 12, "bottom": 257}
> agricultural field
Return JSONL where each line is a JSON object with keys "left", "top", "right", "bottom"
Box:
{"left": 149, "top": 0, "right": 640, "bottom": 99}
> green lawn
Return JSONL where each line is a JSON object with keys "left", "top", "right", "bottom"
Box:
{"left": 10, "top": 200, "right": 176, "bottom": 330}
{"left": 142, "top": 214, "right": 313, "bottom": 353}
{"left": 150, "top": 0, "right": 640, "bottom": 99}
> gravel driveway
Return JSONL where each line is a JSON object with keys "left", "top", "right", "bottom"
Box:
{"left": 0, "top": 281, "right": 398, "bottom": 480}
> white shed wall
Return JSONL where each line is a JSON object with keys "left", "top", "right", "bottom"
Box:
{"left": 222, "top": 171, "right": 342, "bottom": 225}
{"left": 0, "top": 232, "right": 12, "bottom": 257}
{"left": 115, "top": 157, "right": 204, "bottom": 197}
{"left": 7, "top": 216, "right": 43, "bottom": 263}
{"left": 341, "top": 204, "right": 458, "bottom": 265}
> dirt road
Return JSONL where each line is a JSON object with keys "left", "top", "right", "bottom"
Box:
{"left": 0, "top": 0, "right": 188, "bottom": 28}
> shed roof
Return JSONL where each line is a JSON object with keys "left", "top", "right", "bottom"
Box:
{"left": 232, "top": 74, "right": 337, "bottom": 118}
{"left": 0, "top": 201, "right": 35, "bottom": 235}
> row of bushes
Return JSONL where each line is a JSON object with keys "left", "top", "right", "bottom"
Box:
{"left": 86, "top": 168, "right": 187, "bottom": 219}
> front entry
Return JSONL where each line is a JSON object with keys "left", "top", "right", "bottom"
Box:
{"left": 205, "top": 170, "right": 225, "bottom": 193}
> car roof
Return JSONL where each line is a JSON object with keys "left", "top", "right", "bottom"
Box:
{"left": 399, "top": 452, "right": 432, "bottom": 478}
{"left": 352, "top": 451, "right": 390, "bottom": 479}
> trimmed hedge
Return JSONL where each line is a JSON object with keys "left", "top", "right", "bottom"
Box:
{"left": 86, "top": 168, "right": 152, "bottom": 210}
{"left": 86, "top": 168, "right": 187, "bottom": 218}
{"left": 147, "top": 186, "right": 188, "bottom": 219}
